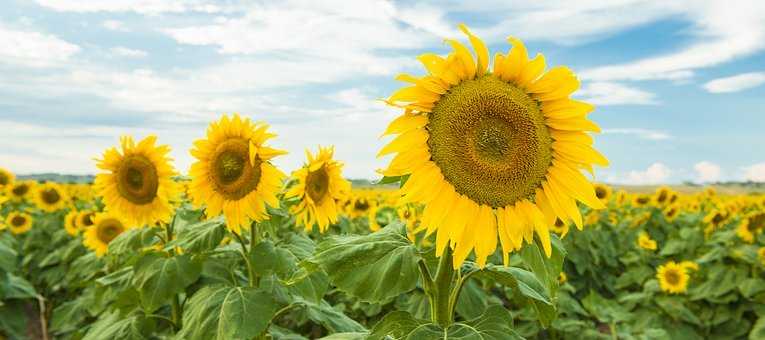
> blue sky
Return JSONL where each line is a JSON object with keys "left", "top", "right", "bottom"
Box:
{"left": 1, "top": 0, "right": 764, "bottom": 184}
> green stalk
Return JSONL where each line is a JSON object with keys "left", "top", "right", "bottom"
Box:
{"left": 250, "top": 222, "right": 261, "bottom": 287}
{"left": 431, "top": 247, "right": 456, "bottom": 328}
{"left": 165, "top": 225, "right": 182, "bottom": 330}
{"left": 232, "top": 230, "right": 256, "bottom": 287}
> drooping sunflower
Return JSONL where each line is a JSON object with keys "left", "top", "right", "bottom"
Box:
{"left": 5, "top": 212, "right": 33, "bottom": 235}
{"left": 95, "top": 135, "right": 179, "bottom": 228}
{"left": 7, "top": 180, "right": 34, "bottom": 202}
{"left": 656, "top": 261, "right": 689, "bottom": 294}
{"left": 0, "top": 167, "right": 14, "bottom": 191}
{"left": 83, "top": 212, "right": 127, "bottom": 257}
{"left": 637, "top": 232, "right": 657, "bottom": 251}
{"left": 189, "top": 114, "right": 287, "bottom": 234}
{"left": 64, "top": 210, "right": 80, "bottom": 236}
{"left": 593, "top": 184, "right": 612, "bottom": 204}
{"left": 378, "top": 24, "right": 607, "bottom": 268}
{"left": 737, "top": 211, "right": 764, "bottom": 243}
{"left": 286, "top": 146, "right": 350, "bottom": 233}
{"left": 33, "top": 182, "right": 69, "bottom": 212}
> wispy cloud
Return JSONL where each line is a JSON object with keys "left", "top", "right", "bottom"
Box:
{"left": 0, "top": 25, "right": 80, "bottom": 67}
{"left": 34, "top": 0, "right": 225, "bottom": 14}
{"left": 110, "top": 46, "right": 148, "bottom": 58}
{"left": 703, "top": 72, "right": 765, "bottom": 93}
{"left": 577, "top": 82, "right": 658, "bottom": 106}
{"left": 602, "top": 128, "right": 672, "bottom": 140}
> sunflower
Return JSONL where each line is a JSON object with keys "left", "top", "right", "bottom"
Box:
{"left": 33, "top": 182, "right": 69, "bottom": 212}
{"left": 703, "top": 209, "right": 729, "bottom": 230}
{"left": 7, "top": 180, "right": 34, "bottom": 201}
{"left": 632, "top": 195, "right": 650, "bottom": 207}
{"left": 368, "top": 204, "right": 381, "bottom": 232}
{"left": 64, "top": 210, "right": 80, "bottom": 236}
{"left": 657, "top": 261, "right": 689, "bottom": 294}
{"left": 653, "top": 186, "right": 672, "bottom": 206}
{"left": 78, "top": 210, "right": 96, "bottom": 229}
{"left": 593, "top": 184, "right": 612, "bottom": 204}
{"left": 737, "top": 212, "right": 764, "bottom": 243}
{"left": 637, "top": 232, "right": 657, "bottom": 251}
{"left": 189, "top": 114, "right": 287, "bottom": 234}
{"left": 378, "top": 24, "right": 607, "bottom": 268}
{"left": 286, "top": 146, "right": 350, "bottom": 233}
{"left": 83, "top": 212, "right": 127, "bottom": 257}
{"left": 5, "top": 212, "right": 33, "bottom": 235}
{"left": 550, "top": 218, "right": 569, "bottom": 237}
{"left": 398, "top": 204, "right": 423, "bottom": 239}
{"left": 558, "top": 272, "right": 567, "bottom": 284}
{"left": 663, "top": 204, "right": 680, "bottom": 222}
{"left": 95, "top": 135, "right": 179, "bottom": 228}
{"left": 0, "top": 167, "right": 14, "bottom": 190}
{"left": 615, "top": 190, "right": 628, "bottom": 205}
{"left": 348, "top": 196, "right": 376, "bottom": 219}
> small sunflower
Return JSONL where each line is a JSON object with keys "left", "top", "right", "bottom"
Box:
{"left": 83, "top": 212, "right": 127, "bottom": 257}
{"left": 653, "top": 186, "right": 672, "bottom": 206}
{"left": 550, "top": 218, "right": 569, "bottom": 237}
{"left": 33, "top": 182, "right": 68, "bottom": 212}
{"left": 7, "top": 180, "right": 34, "bottom": 201}
{"left": 348, "top": 196, "right": 376, "bottom": 219}
{"left": 189, "top": 114, "right": 287, "bottom": 234}
{"left": 637, "top": 232, "right": 657, "bottom": 251}
{"left": 5, "top": 212, "right": 33, "bottom": 235}
{"left": 78, "top": 210, "right": 96, "bottom": 229}
{"left": 378, "top": 24, "right": 607, "bottom": 268}
{"left": 0, "top": 167, "right": 14, "bottom": 190}
{"left": 64, "top": 210, "right": 80, "bottom": 236}
{"left": 593, "top": 183, "right": 612, "bottom": 204}
{"left": 632, "top": 195, "right": 650, "bottom": 207}
{"left": 703, "top": 209, "right": 729, "bottom": 230}
{"left": 663, "top": 204, "right": 680, "bottom": 222}
{"left": 286, "top": 146, "right": 350, "bottom": 233}
{"left": 558, "top": 272, "right": 567, "bottom": 284}
{"left": 737, "top": 212, "right": 764, "bottom": 243}
{"left": 95, "top": 135, "right": 179, "bottom": 228}
{"left": 657, "top": 261, "right": 689, "bottom": 294}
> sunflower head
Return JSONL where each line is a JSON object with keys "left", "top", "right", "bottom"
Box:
{"left": 0, "top": 167, "right": 14, "bottom": 189}
{"left": 378, "top": 24, "right": 607, "bottom": 268}
{"left": 286, "top": 146, "right": 350, "bottom": 233}
{"left": 95, "top": 135, "right": 179, "bottom": 228}
{"left": 593, "top": 184, "right": 612, "bottom": 204}
{"left": 632, "top": 195, "right": 650, "bottom": 207}
{"left": 637, "top": 232, "right": 657, "bottom": 251}
{"left": 64, "top": 210, "right": 80, "bottom": 236}
{"left": 78, "top": 210, "right": 96, "bottom": 229}
{"left": 6, "top": 212, "right": 33, "bottom": 235}
{"left": 657, "top": 261, "right": 689, "bottom": 294}
{"left": 653, "top": 186, "right": 672, "bottom": 205}
{"left": 550, "top": 218, "right": 569, "bottom": 237}
{"left": 703, "top": 209, "right": 728, "bottom": 229}
{"left": 33, "top": 182, "right": 68, "bottom": 212}
{"left": 189, "top": 114, "right": 287, "bottom": 234}
{"left": 7, "top": 180, "right": 34, "bottom": 201}
{"left": 663, "top": 204, "right": 680, "bottom": 222}
{"left": 737, "top": 212, "right": 765, "bottom": 243}
{"left": 83, "top": 212, "right": 127, "bottom": 257}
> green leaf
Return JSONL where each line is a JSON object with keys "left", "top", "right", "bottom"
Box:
{"left": 50, "top": 298, "right": 88, "bottom": 333}
{"left": 750, "top": 316, "right": 765, "bottom": 340}
{"left": 581, "top": 290, "right": 631, "bottom": 324}
{"left": 0, "top": 240, "right": 17, "bottom": 272}
{"left": 519, "top": 235, "right": 566, "bottom": 297}
{"left": 318, "top": 332, "right": 368, "bottom": 340}
{"left": 107, "top": 227, "right": 158, "bottom": 258}
{"left": 306, "top": 222, "right": 420, "bottom": 303}
{"left": 369, "top": 305, "right": 522, "bottom": 339}
{"left": 376, "top": 176, "right": 402, "bottom": 185}
{"left": 178, "top": 285, "right": 278, "bottom": 340}
{"left": 2, "top": 273, "right": 37, "bottom": 299}
{"left": 171, "top": 217, "right": 226, "bottom": 253}
{"left": 655, "top": 297, "right": 701, "bottom": 326}
{"left": 739, "top": 278, "right": 765, "bottom": 299}
{"left": 82, "top": 311, "right": 153, "bottom": 340}
{"left": 132, "top": 252, "right": 201, "bottom": 312}
{"left": 299, "top": 298, "right": 367, "bottom": 333}
{"left": 471, "top": 263, "right": 555, "bottom": 327}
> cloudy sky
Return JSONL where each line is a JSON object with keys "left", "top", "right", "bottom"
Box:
{"left": 1, "top": 0, "right": 764, "bottom": 184}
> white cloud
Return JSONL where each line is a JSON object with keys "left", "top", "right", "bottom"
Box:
{"left": 743, "top": 162, "right": 765, "bottom": 182}
{"left": 34, "top": 0, "right": 224, "bottom": 14}
{"left": 577, "top": 82, "right": 658, "bottom": 105}
{"left": 580, "top": 1, "right": 765, "bottom": 81}
{"left": 694, "top": 161, "right": 722, "bottom": 182}
{"left": 602, "top": 128, "right": 672, "bottom": 140}
{"left": 624, "top": 162, "right": 672, "bottom": 185}
{"left": 110, "top": 46, "right": 148, "bottom": 58}
{"left": 703, "top": 72, "right": 765, "bottom": 93}
{"left": 102, "top": 20, "right": 128, "bottom": 31}
{"left": 0, "top": 25, "right": 80, "bottom": 67}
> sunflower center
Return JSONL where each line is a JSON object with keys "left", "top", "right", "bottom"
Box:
{"left": 11, "top": 216, "right": 26, "bottom": 227}
{"left": 117, "top": 155, "right": 159, "bottom": 205}
{"left": 41, "top": 188, "right": 61, "bottom": 204}
{"left": 427, "top": 75, "right": 551, "bottom": 208}
{"left": 12, "top": 184, "right": 29, "bottom": 196}
{"left": 81, "top": 213, "right": 95, "bottom": 227}
{"left": 306, "top": 166, "right": 329, "bottom": 203}
{"left": 96, "top": 218, "right": 125, "bottom": 244}
{"left": 211, "top": 139, "right": 261, "bottom": 200}
{"left": 712, "top": 213, "right": 725, "bottom": 224}
{"left": 354, "top": 199, "right": 370, "bottom": 212}
{"left": 749, "top": 213, "right": 765, "bottom": 231}
{"left": 595, "top": 187, "right": 607, "bottom": 199}
{"left": 636, "top": 197, "right": 649, "bottom": 204}
{"left": 664, "top": 270, "right": 680, "bottom": 285}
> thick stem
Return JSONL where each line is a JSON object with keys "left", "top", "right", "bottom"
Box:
{"left": 37, "top": 295, "right": 49, "bottom": 340}
{"left": 171, "top": 295, "right": 182, "bottom": 330}
{"left": 431, "top": 247, "right": 456, "bottom": 328}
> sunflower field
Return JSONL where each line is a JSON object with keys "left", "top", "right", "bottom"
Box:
{"left": 1, "top": 25, "right": 765, "bottom": 340}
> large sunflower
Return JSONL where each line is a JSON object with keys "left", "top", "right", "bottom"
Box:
{"left": 378, "top": 24, "right": 607, "bottom": 268}
{"left": 286, "top": 146, "right": 350, "bottom": 233}
{"left": 657, "top": 261, "right": 689, "bottom": 294}
{"left": 0, "top": 167, "right": 14, "bottom": 191}
{"left": 33, "top": 182, "right": 69, "bottom": 212}
{"left": 5, "top": 212, "right": 33, "bottom": 235}
{"left": 7, "top": 180, "right": 34, "bottom": 202}
{"left": 189, "top": 114, "right": 287, "bottom": 234}
{"left": 95, "top": 135, "right": 179, "bottom": 228}
{"left": 83, "top": 212, "right": 127, "bottom": 257}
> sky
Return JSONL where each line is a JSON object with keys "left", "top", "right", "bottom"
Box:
{"left": 1, "top": 0, "right": 764, "bottom": 185}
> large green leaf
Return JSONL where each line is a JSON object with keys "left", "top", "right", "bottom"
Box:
{"left": 132, "top": 252, "right": 201, "bottom": 312}
{"left": 50, "top": 298, "right": 88, "bottom": 333}
{"left": 82, "top": 311, "right": 153, "bottom": 340}
{"left": 750, "top": 316, "right": 765, "bottom": 340}
{"left": 519, "top": 235, "right": 566, "bottom": 297}
{"left": 298, "top": 298, "right": 367, "bottom": 333}
{"left": 369, "top": 305, "right": 522, "bottom": 339}
{"left": 0, "top": 240, "right": 18, "bottom": 272}
{"left": 170, "top": 216, "right": 226, "bottom": 253}
{"left": 306, "top": 222, "right": 420, "bottom": 303}
{"left": 178, "top": 285, "right": 278, "bottom": 340}
{"left": 2, "top": 273, "right": 37, "bottom": 299}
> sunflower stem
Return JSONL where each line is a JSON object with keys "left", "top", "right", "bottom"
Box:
{"left": 431, "top": 247, "right": 456, "bottom": 328}
{"left": 250, "top": 222, "right": 260, "bottom": 287}
{"left": 232, "top": 230, "right": 256, "bottom": 288}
